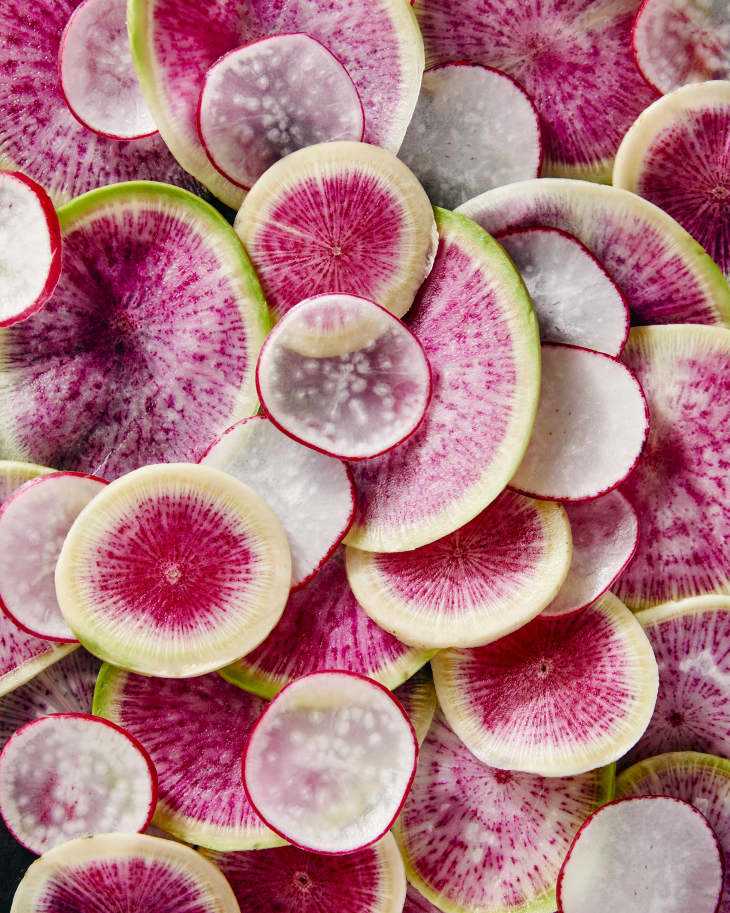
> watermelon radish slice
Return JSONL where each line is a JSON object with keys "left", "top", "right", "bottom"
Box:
{"left": 10, "top": 832, "right": 240, "bottom": 912}
{"left": 0, "top": 181, "right": 269, "bottom": 480}
{"left": 345, "top": 489, "right": 572, "bottom": 649}
{"left": 235, "top": 142, "right": 437, "bottom": 322}
{"left": 243, "top": 671, "right": 418, "bottom": 854}
{"left": 393, "top": 667, "right": 436, "bottom": 746}
{"left": 615, "top": 326, "right": 730, "bottom": 609}
{"left": 198, "top": 35, "right": 364, "bottom": 190}
{"left": 393, "top": 708, "right": 613, "bottom": 913}
{"left": 613, "top": 81, "right": 730, "bottom": 279}
{"left": 542, "top": 491, "right": 640, "bottom": 618}
{"left": 632, "top": 0, "right": 730, "bottom": 94}
{"left": 345, "top": 208, "right": 540, "bottom": 553}
{"left": 0, "top": 461, "right": 54, "bottom": 504}
{"left": 459, "top": 178, "right": 730, "bottom": 327}
{"left": 0, "top": 173, "right": 62, "bottom": 328}
{"left": 55, "top": 463, "right": 291, "bottom": 678}
{"left": 0, "top": 713, "right": 157, "bottom": 854}
{"left": 256, "top": 295, "right": 432, "bottom": 460}
{"left": 510, "top": 344, "right": 649, "bottom": 502}
{"left": 432, "top": 592, "right": 659, "bottom": 777}
{"left": 0, "top": 473, "right": 107, "bottom": 642}
{"left": 200, "top": 416, "right": 355, "bottom": 590}
{"left": 221, "top": 548, "right": 433, "bottom": 699}
{"left": 496, "top": 228, "right": 630, "bottom": 356}
{"left": 397, "top": 64, "right": 542, "bottom": 210}
{"left": 58, "top": 0, "right": 158, "bottom": 141}
{"left": 556, "top": 796, "right": 724, "bottom": 913}
{"left": 405, "top": 884, "right": 442, "bottom": 913}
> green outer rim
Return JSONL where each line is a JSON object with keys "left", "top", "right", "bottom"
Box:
{"left": 0, "top": 460, "right": 56, "bottom": 487}
{"left": 616, "top": 750, "right": 730, "bottom": 798}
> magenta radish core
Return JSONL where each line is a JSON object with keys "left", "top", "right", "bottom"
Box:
{"left": 198, "top": 35, "right": 363, "bottom": 189}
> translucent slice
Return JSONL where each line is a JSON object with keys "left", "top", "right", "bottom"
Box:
{"left": 243, "top": 671, "right": 418, "bottom": 854}
{"left": 393, "top": 667, "right": 437, "bottom": 746}
{"left": 200, "top": 416, "right": 355, "bottom": 590}
{"left": 198, "top": 34, "right": 364, "bottom": 190}
{"left": 256, "top": 295, "right": 432, "bottom": 460}
{"left": 459, "top": 178, "right": 730, "bottom": 326}
{"left": 55, "top": 463, "right": 291, "bottom": 678}
{"left": 497, "top": 227, "right": 630, "bottom": 355}
{"left": 398, "top": 64, "right": 541, "bottom": 210}
{"left": 557, "top": 796, "right": 723, "bottom": 913}
{"left": 511, "top": 344, "right": 648, "bottom": 501}
{"left": 432, "top": 592, "right": 658, "bottom": 777}
{"left": 345, "top": 489, "right": 571, "bottom": 649}
{"left": 393, "top": 709, "right": 613, "bottom": 913}
{"left": 345, "top": 208, "right": 540, "bottom": 552}
{"left": 542, "top": 490, "right": 640, "bottom": 618}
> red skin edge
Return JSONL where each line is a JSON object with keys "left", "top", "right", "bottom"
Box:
{"left": 556, "top": 795, "right": 725, "bottom": 913}
{"left": 0, "top": 712, "right": 159, "bottom": 854}
{"left": 241, "top": 669, "right": 419, "bottom": 855}
{"left": 196, "top": 33, "right": 367, "bottom": 191}
{"left": 630, "top": 0, "right": 670, "bottom": 96}
{"left": 255, "top": 295, "right": 434, "bottom": 461}
{"left": 0, "top": 472, "right": 109, "bottom": 643}
{"left": 0, "top": 173, "right": 62, "bottom": 328}
{"left": 508, "top": 341, "right": 650, "bottom": 503}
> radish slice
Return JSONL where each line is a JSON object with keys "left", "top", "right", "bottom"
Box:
{"left": 0, "top": 713, "right": 157, "bottom": 854}
{"left": 200, "top": 416, "right": 355, "bottom": 590}
{"left": 0, "top": 172, "right": 61, "bottom": 328}
{"left": 497, "top": 228, "right": 630, "bottom": 356}
{"left": 256, "top": 295, "right": 432, "bottom": 460}
{"left": 345, "top": 489, "right": 571, "bottom": 649}
{"left": 55, "top": 463, "right": 291, "bottom": 678}
{"left": 394, "top": 668, "right": 437, "bottom": 746}
{"left": 59, "top": 0, "right": 158, "bottom": 141}
{"left": 432, "top": 592, "right": 659, "bottom": 777}
{"left": 511, "top": 344, "right": 649, "bottom": 501}
{"left": 542, "top": 491, "right": 640, "bottom": 618}
{"left": 557, "top": 796, "right": 723, "bottom": 913}
{"left": 397, "top": 64, "right": 541, "bottom": 210}
{"left": 198, "top": 35, "right": 364, "bottom": 190}
{"left": 405, "top": 884, "right": 442, "bottom": 913}
{"left": 243, "top": 671, "right": 418, "bottom": 854}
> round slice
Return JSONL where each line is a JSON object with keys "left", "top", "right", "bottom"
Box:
{"left": 397, "top": 64, "right": 541, "bottom": 210}
{"left": 0, "top": 713, "right": 156, "bottom": 854}
{"left": 200, "top": 416, "right": 355, "bottom": 590}
{"left": 345, "top": 489, "right": 571, "bottom": 649}
{"left": 432, "top": 592, "right": 659, "bottom": 777}
{"left": 557, "top": 796, "right": 723, "bottom": 913}
{"left": 55, "top": 463, "right": 291, "bottom": 678}
{"left": 198, "top": 34, "right": 364, "bottom": 190}
{"left": 458, "top": 178, "right": 730, "bottom": 327}
{"left": 542, "top": 490, "right": 640, "bottom": 618}
{"left": 243, "top": 671, "right": 418, "bottom": 854}
{"left": 10, "top": 832, "right": 240, "bottom": 912}
{"left": 393, "top": 667, "right": 437, "bottom": 747}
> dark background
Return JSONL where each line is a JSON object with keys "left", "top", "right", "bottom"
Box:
{"left": 0, "top": 819, "right": 34, "bottom": 910}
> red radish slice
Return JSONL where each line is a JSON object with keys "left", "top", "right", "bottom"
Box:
{"left": 497, "top": 228, "right": 630, "bottom": 356}
{"left": 542, "top": 491, "right": 640, "bottom": 618}
{"left": 393, "top": 667, "right": 437, "bottom": 746}
{"left": 200, "top": 416, "right": 355, "bottom": 590}
{"left": 235, "top": 142, "right": 437, "bottom": 322}
{"left": 198, "top": 35, "right": 364, "bottom": 190}
{"left": 557, "top": 796, "right": 723, "bottom": 913}
{"left": 632, "top": 0, "right": 730, "bottom": 94}
{"left": 397, "top": 64, "right": 541, "bottom": 210}
{"left": 511, "top": 344, "right": 648, "bottom": 502}
{"left": 243, "top": 671, "right": 418, "bottom": 854}
{"left": 432, "top": 592, "right": 659, "bottom": 777}
{"left": 256, "top": 295, "right": 432, "bottom": 460}
{"left": 459, "top": 178, "right": 730, "bottom": 327}
{"left": 345, "top": 208, "right": 539, "bottom": 553}
{"left": 59, "top": 0, "right": 158, "bottom": 141}
{"left": 0, "top": 713, "right": 156, "bottom": 854}
{"left": 0, "top": 172, "right": 61, "bottom": 328}
{"left": 55, "top": 463, "right": 291, "bottom": 678}
{"left": 345, "top": 490, "right": 572, "bottom": 649}
{"left": 0, "top": 473, "right": 107, "bottom": 642}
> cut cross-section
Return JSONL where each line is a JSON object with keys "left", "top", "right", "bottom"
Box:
{"left": 393, "top": 667, "right": 437, "bottom": 746}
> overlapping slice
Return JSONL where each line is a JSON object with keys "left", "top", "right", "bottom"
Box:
{"left": 393, "top": 667, "right": 437, "bottom": 746}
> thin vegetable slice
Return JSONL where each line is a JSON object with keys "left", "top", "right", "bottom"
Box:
{"left": 393, "top": 667, "right": 437, "bottom": 746}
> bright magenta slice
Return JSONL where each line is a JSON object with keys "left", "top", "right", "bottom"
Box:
{"left": 0, "top": 713, "right": 156, "bottom": 854}
{"left": 243, "top": 671, "right": 418, "bottom": 854}
{"left": 557, "top": 796, "right": 723, "bottom": 913}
